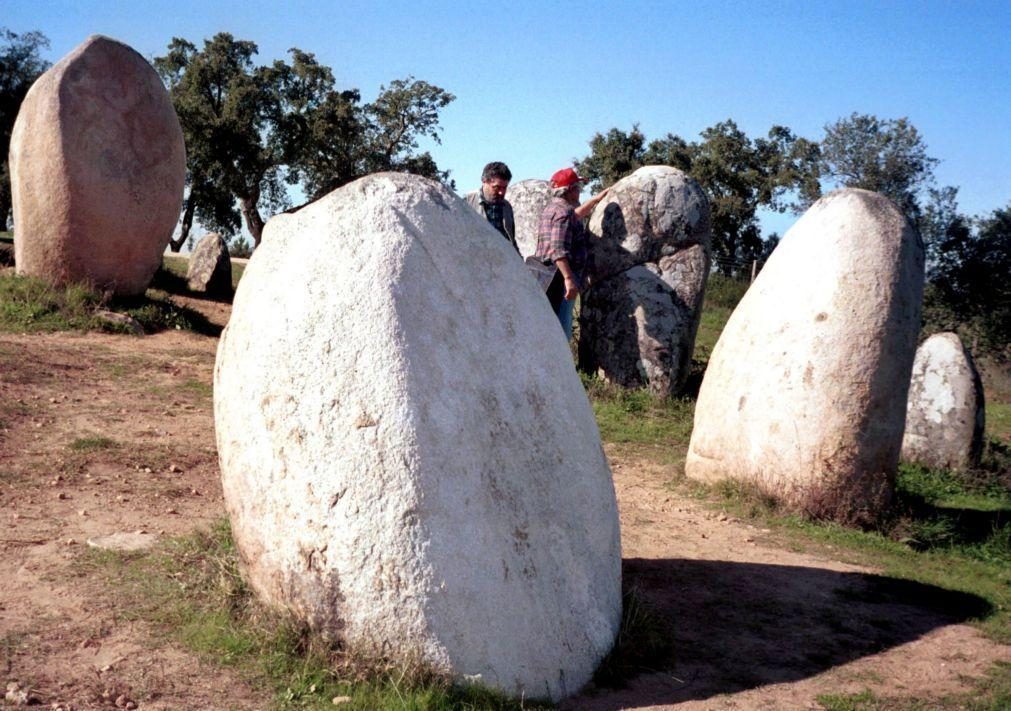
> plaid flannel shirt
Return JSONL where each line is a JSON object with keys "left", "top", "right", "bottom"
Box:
{"left": 534, "top": 197, "right": 589, "bottom": 276}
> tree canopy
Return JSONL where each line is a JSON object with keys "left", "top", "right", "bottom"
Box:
{"left": 154, "top": 33, "right": 454, "bottom": 249}
{"left": 576, "top": 121, "right": 821, "bottom": 266}
{"left": 0, "top": 28, "right": 50, "bottom": 228}
{"left": 924, "top": 200, "right": 1010, "bottom": 355}
{"left": 820, "top": 112, "right": 938, "bottom": 222}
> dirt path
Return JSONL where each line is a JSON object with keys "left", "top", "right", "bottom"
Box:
{"left": 564, "top": 454, "right": 1008, "bottom": 709}
{"left": 1, "top": 320, "right": 1007, "bottom": 709}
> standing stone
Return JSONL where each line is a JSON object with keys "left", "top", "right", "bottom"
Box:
{"left": 579, "top": 166, "right": 711, "bottom": 395}
{"left": 685, "top": 189, "right": 924, "bottom": 524}
{"left": 9, "top": 35, "right": 185, "bottom": 296}
{"left": 215, "top": 173, "right": 621, "bottom": 701}
{"left": 505, "top": 178, "right": 553, "bottom": 258}
{"left": 901, "top": 332, "right": 985, "bottom": 471}
{"left": 187, "top": 232, "right": 232, "bottom": 296}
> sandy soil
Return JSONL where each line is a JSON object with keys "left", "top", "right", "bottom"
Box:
{"left": 1, "top": 299, "right": 1007, "bottom": 710}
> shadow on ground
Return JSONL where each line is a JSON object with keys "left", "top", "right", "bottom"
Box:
{"left": 566, "top": 557, "right": 991, "bottom": 709}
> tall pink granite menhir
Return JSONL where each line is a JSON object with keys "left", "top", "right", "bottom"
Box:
{"left": 9, "top": 35, "right": 185, "bottom": 296}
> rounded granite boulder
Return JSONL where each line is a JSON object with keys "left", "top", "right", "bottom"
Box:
{"left": 214, "top": 172, "right": 621, "bottom": 701}
{"left": 686, "top": 188, "right": 924, "bottom": 524}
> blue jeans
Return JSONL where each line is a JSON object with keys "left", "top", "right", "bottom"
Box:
{"left": 546, "top": 269, "right": 577, "bottom": 339}
{"left": 557, "top": 297, "right": 575, "bottom": 340}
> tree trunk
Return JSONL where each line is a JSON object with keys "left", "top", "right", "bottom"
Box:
{"left": 169, "top": 191, "right": 197, "bottom": 252}
{"left": 239, "top": 186, "right": 264, "bottom": 247}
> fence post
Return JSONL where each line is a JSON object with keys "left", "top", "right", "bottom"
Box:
{"left": 750, "top": 260, "right": 758, "bottom": 283}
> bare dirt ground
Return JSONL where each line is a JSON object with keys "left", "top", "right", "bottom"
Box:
{"left": 1, "top": 298, "right": 1007, "bottom": 710}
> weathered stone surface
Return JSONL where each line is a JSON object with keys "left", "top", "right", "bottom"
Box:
{"left": 187, "top": 232, "right": 232, "bottom": 295}
{"left": 505, "top": 179, "right": 553, "bottom": 258}
{"left": 901, "top": 332, "right": 985, "bottom": 471}
{"left": 215, "top": 172, "right": 621, "bottom": 700}
{"left": 86, "top": 532, "right": 158, "bottom": 551}
{"left": 94, "top": 309, "right": 143, "bottom": 335}
{"left": 586, "top": 165, "right": 711, "bottom": 281}
{"left": 9, "top": 35, "right": 185, "bottom": 296}
{"left": 685, "top": 188, "right": 924, "bottom": 524}
{"left": 579, "top": 166, "right": 711, "bottom": 395}
{"left": 579, "top": 246, "right": 708, "bottom": 394}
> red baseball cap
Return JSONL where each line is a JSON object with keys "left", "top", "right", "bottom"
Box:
{"left": 550, "top": 167, "right": 588, "bottom": 189}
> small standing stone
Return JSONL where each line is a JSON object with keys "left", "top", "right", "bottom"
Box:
{"left": 187, "top": 232, "right": 232, "bottom": 296}
{"left": 94, "top": 309, "right": 144, "bottom": 335}
{"left": 901, "top": 332, "right": 985, "bottom": 470}
{"left": 503, "top": 179, "right": 553, "bottom": 258}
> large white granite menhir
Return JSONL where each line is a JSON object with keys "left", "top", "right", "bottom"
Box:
{"left": 686, "top": 189, "right": 924, "bottom": 524}
{"left": 579, "top": 166, "right": 711, "bottom": 395}
{"left": 214, "top": 173, "right": 621, "bottom": 701}
{"left": 901, "top": 332, "right": 985, "bottom": 471}
{"left": 9, "top": 35, "right": 185, "bottom": 296}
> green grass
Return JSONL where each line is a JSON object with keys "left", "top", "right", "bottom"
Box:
{"left": 703, "top": 273, "right": 751, "bottom": 310}
{"left": 0, "top": 273, "right": 105, "bottom": 332}
{"left": 897, "top": 460, "right": 1011, "bottom": 512}
{"left": 120, "top": 288, "right": 215, "bottom": 334}
{"left": 162, "top": 253, "right": 189, "bottom": 279}
{"left": 0, "top": 271, "right": 220, "bottom": 336}
{"left": 583, "top": 375, "right": 695, "bottom": 466}
{"left": 180, "top": 378, "right": 213, "bottom": 399}
{"left": 592, "top": 586, "right": 674, "bottom": 687}
{"left": 68, "top": 435, "right": 118, "bottom": 452}
{"left": 690, "top": 274, "right": 745, "bottom": 364}
{"left": 684, "top": 274, "right": 745, "bottom": 393}
{"left": 144, "top": 377, "right": 213, "bottom": 402}
{"left": 693, "top": 305, "right": 731, "bottom": 356}
{"left": 816, "top": 661, "right": 1011, "bottom": 710}
{"left": 987, "top": 402, "right": 1011, "bottom": 443}
{"left": 586, "top": 377, "right": 694, "bottom": 446}
{"left": 232, "top": 260, "right": 246, "bottom": 287}
{"left": 86, "top": 520, "right": 552, "bottom": 710}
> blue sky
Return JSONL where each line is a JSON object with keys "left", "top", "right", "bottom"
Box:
{"left": 7, "top": 0, "right": 1010, "bottom": 238}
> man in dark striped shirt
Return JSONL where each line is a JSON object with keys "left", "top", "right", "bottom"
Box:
{"left": 535, "top": 167, "right": 609, "bottom": 338}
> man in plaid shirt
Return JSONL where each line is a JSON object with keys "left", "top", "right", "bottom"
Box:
{"left": 535, "top": 167, "right": 610, "bottom": 338}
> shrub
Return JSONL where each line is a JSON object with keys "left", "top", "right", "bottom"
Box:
{"left": 229, "top": 237, "right": 253, "bottom": 259}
